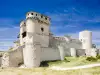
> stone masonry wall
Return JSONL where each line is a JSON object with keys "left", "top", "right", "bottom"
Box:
{"left": 9, "top": 46, "right": 23, "bottom": 67}
{"left": 76, "top": 49, "right": 86, "bottom": 56}
{"left": 41, "top": 47, "right": 60, "bottom": 61}
{"left": 2, "top": 46, "right": 23, "bottom": 67}
{"left": 2, "top": 52, "right": 10, "bottom": 67}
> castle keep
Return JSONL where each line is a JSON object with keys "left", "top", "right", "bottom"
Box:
{"left": 0, "top": 11, "right": 99, "bottom": 68}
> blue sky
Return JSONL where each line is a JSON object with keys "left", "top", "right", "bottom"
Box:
{"left": 0, "top": 0, "right": 100, "bottom": 50}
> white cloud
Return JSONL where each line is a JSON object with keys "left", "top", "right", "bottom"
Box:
{"left": 0, "top": 27, "right": 19, "bottom": 51}
{"left": 0, "top": 18, "right": 20, "bottom": 50}
{"left": 46, "top": 8, "right": 100, "bottom": 24}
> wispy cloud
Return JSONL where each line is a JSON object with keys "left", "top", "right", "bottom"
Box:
{"left": 45, "top": 8, "right": 100, "bottom": 34}
{"left": 0, "top": 27, "right": 19, "bottom": 50}
{"left": 0, "top": 18, "right": 19, "bottom": 27}
{"left": 0, "top": 18, "right": 19, "bottom": 50}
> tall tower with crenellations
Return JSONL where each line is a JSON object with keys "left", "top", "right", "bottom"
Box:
{"left": 23, "top": 11, "right": 50, "bottom": 68}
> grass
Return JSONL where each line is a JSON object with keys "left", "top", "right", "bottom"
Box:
{"left": 47, "top": 56, "right": 100, "bottom": 67}
{"left": 0, "top": 67, "right": 100, "bottom": 75}
{"left": 0, "top": 56, "right": 100, "bottom": 75}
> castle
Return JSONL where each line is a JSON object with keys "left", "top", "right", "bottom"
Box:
{"left": 0, "top": 11, "right": 99, "bottom": 68}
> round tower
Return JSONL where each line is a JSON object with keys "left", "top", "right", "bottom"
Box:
{"left": 20, "top": 21, "right": 26, "bottom": 46}
{"left": 79, "top": 30, "right": 92, "bottom": 49}
{"left": 79, "top": 30, "right": 92, "bottom": 56}
{"left": 23, "top": 11, "right": 50, "bottom": 68}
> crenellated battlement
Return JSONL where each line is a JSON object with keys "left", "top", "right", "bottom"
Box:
{"left": 26, "top": 11, "right": 50, "bottom": 25}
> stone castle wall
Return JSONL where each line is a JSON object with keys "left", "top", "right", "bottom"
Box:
{"left": 41, "top": 47, "right": 60, "bottom": 61}
{"left": 9, "top": 46, "right": 23, "bottom": 67}
{"left": 76, "top": 49, "right": 86, "bottom": 56}
{"left": 2, "top": 46, "right": 23, "bottom": 67}
{"left": 41, "top": 47, "right": 86, "bottom": 61}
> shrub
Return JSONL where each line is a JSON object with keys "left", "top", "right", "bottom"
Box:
{"left": 86, "top": 56, "right": 97, "bottom": 62}
{"left": 64, "top": 57, "right": 70, "bottom": 62}
{"left": 96, "top": 55, "right": 100, "bottom": 59}
{"left": 64, "top": 57, "right": 67, "bottom": 60}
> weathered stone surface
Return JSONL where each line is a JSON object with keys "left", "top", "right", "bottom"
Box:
{"left": 2, "top": 52, "right": 9, "bottom": 67}
{"left": 90, "top": 48, "right": 97, "bottom": 57}
{"left": 76, "top": 49, "right": 86, "bottom": 56}
{"left": 58, "top": 46, "right": 65, "bottom": 60}
{"left": 1, "top": 46, "right": 23, "bottom": 67}
{"left": 70, "top": 48, "right": 76, "bottom": 57}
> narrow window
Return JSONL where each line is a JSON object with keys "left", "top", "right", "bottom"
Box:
{"left": 22, "top": 32, "right": 26, "bottom": 38}
{"left": 41, "top": 27, "right": 44, "bottom": 32}
{"left": 41, "top": 15, "right": 43, "bottom": 18}
{"left": 36, "top": 14, "right": 37, "bottom": 16}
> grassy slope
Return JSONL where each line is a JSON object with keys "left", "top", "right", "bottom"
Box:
{"left": 48, "top": 57, "right": 100, "bottom": 67}
{"left": 0, "top": 67, "right": 100, "bottom": 75}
